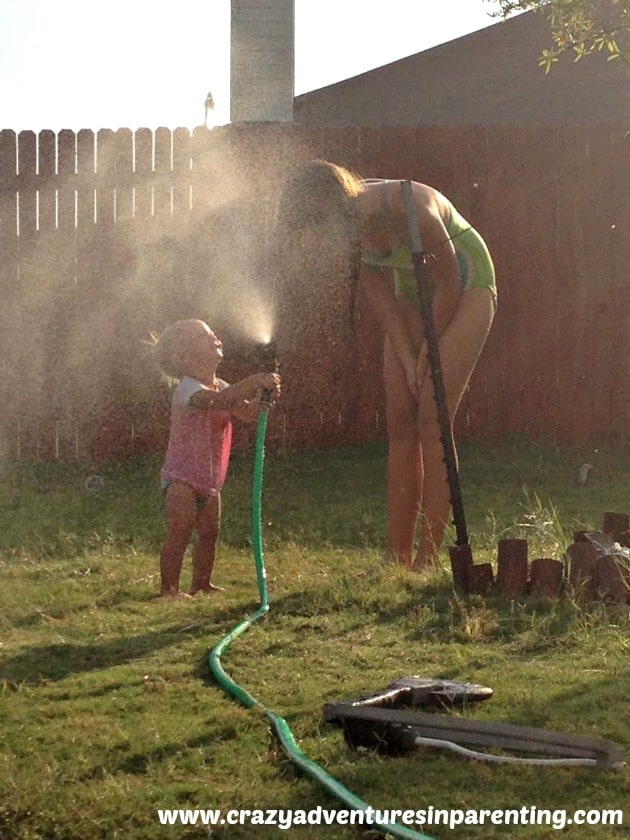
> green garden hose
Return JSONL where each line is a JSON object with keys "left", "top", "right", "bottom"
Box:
{"left": 208, "top": 407, "right": 435, "bottom": 840}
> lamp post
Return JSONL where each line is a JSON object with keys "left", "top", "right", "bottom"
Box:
{"left": 204, "top": 91, "right": 215, "bottom": 127}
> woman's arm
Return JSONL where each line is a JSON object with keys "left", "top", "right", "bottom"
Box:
{"left": 411, "top": 203, "right": 462, "bottom": 392}
{"left": 415, "top": 200, "right": 461, "bottom": 338}
{"left": 361, "top": 265, "right": 420, "bottom": 399}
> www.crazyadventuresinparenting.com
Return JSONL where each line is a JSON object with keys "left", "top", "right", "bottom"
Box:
{"left": 157, "top": 804, "right": 624, "bottom": 831}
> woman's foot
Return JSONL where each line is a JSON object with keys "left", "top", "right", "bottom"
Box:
{"left": 382, "top": 549, "right": 411, "bottom": 567}
{"left": 409, "top": 556, "right": 438, "bottom": 574}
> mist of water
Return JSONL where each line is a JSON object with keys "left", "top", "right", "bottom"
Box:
{"left": 184, "top": 191, "right": 278, "bottom": 351}
{"left": 218, "top": 283, "right": 275, "bottom": 345}
{"left": 1, "top": 128, "right": 287, "bottom": 457}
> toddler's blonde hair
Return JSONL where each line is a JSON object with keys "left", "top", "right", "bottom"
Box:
{"left": 151, "top": 319, "right": 204, "bottom": 379}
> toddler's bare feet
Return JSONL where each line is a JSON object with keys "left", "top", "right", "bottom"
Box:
{"left": 158, "top": 588, "right": 193, "bottom": 600}
{"left": 190, "top": 583, "right": 226, "bottom": 595}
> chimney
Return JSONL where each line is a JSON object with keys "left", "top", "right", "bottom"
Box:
{"left": 230, "top": 0, "right": 295, "bottom": 123}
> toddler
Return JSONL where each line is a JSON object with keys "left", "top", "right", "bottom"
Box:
{"left": 153, "top": 319, "right": 281, "bottom": 598}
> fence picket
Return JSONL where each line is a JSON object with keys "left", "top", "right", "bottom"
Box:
{"left": 172, "top": 127, "right": 192, "bottom": 217}
{"left": 0, "top": 131, "right": 19, "bottom": 454}
{"left": 153, "top": 127, "right": 172, "bottom": 225}
{"left": 608, "top": 128, "right": 630, "bottom": 441}
{"left": 76, "top": 129, "right": 96, "bottom": 231}
{"left": 57, "top": 129, "right": 77, "bottom": 232}
{"left": 112, "top": 129, "right": 134, "bottom": 223}
{"left": 133, "top": 127, "right": 154, "bottom": 238}
{"left": 37, "top": 130, "right": 57, "bottom": 233}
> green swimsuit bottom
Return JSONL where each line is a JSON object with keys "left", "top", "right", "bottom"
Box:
{"left": 361, "top": 183, "right": 497, "bottom": 310}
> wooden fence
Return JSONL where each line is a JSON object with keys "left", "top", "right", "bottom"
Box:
{"left": 0, "top": 123, "right": 628, "bottom": 460}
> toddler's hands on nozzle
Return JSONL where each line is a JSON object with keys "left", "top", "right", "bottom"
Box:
{"left": 248, "top": 372, "right": 282, "bottom": 400}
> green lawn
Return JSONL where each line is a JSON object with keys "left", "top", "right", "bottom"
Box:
{"left": 0, "top": 440, "right": 628, "bottom": 839}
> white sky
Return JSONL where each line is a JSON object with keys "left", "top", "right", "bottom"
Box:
{"left": 0, "top": 0, "right": 512, "bottom": 132}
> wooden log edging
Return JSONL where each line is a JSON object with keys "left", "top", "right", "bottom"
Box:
{"left": 450, "top": 511, "right": 629, "bottom": 605}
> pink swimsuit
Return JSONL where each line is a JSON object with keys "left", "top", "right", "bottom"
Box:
{"left": 160, "top": 377, "right": 232, "bottom": 497}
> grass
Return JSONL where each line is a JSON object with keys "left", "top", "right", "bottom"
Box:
{"left": 0, "top": 438, "right": 628, "bottom": 839}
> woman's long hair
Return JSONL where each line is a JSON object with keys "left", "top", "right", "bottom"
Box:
{"left": 274, "top": 160, "right": 365, "bottom": 430}
{"left": 275, "top": 159, "right": 363, "bottom": 236}
{"left": 274, "top": 160, "right": 364, "bottom": 336}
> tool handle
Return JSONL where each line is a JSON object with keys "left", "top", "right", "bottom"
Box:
{"left": 400, "top": 181, "right": 468, "bottom": 546}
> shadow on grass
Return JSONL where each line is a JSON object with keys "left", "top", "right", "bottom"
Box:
{"left": 201, "top": 577, "right": 630, "bottom": 674}
{"left": 501, "top": 671, "right": 630, "bottom": 749}
{"left": 9, "top": 588, "right": 164, "bottom": 629}
{"left": 0, "top": 623, "right": 210, "bottom": 686}
{"left": 111, "top": 727, "right": 245, "bottom": 777}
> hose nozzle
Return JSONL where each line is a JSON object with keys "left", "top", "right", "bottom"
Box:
{"left": 256, "top": 340, "right": 279, "bottom": 406}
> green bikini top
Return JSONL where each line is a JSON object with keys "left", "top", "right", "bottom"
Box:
{"left": 362, "top": 242, "right": 419, "bottom": 303}
{"left": 360, "top": 180, "right": 462, "bottom": 304}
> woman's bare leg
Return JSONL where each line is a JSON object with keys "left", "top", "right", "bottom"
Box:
{"left": 413, "top": 288, "right": 495, "bottom": 569}
{"left": 383, "top": 337, "right": 423, "bottom": 567}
